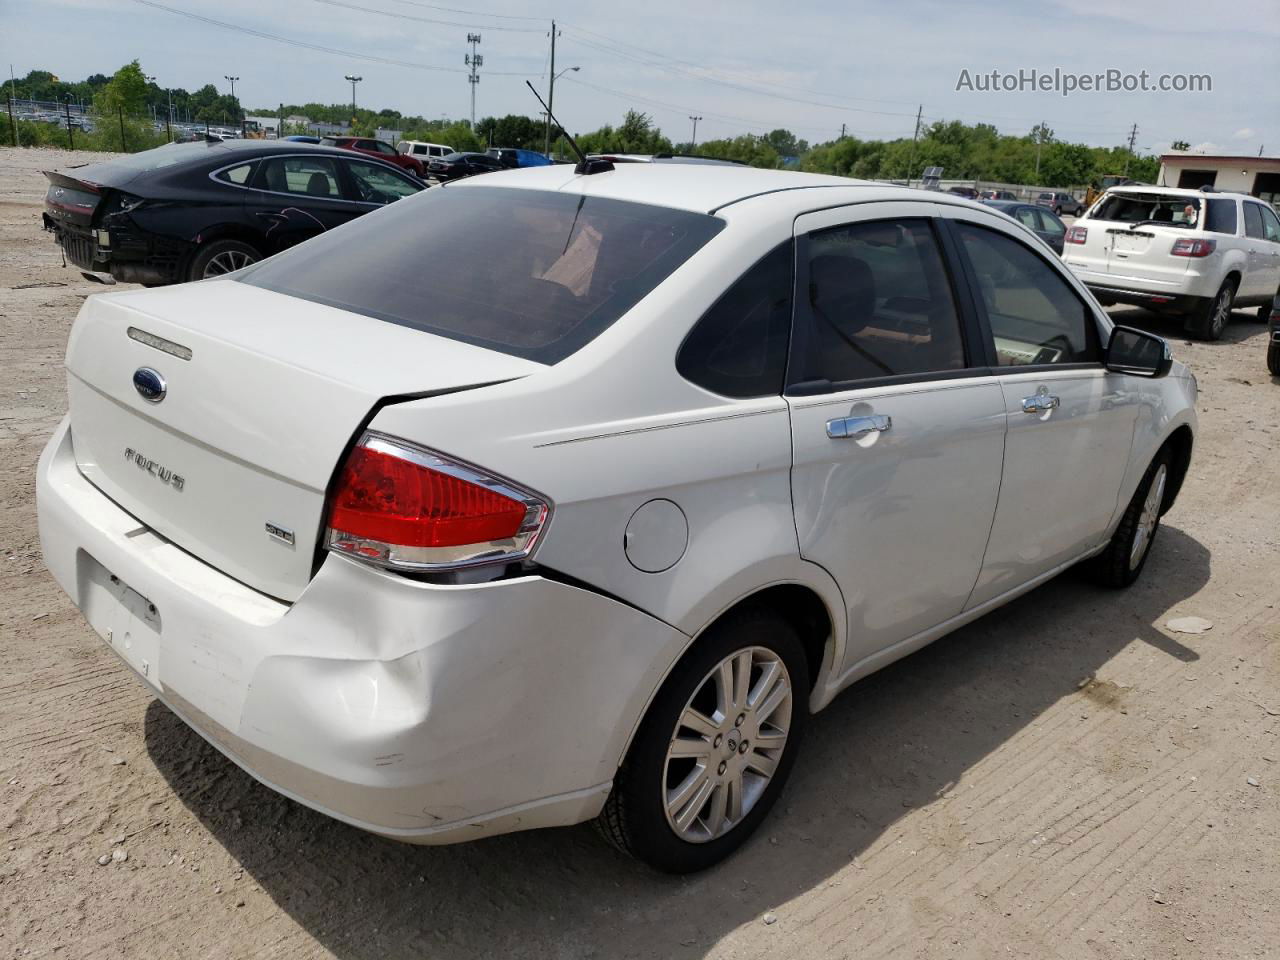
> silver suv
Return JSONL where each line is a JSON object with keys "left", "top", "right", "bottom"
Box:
{"left": 1037, "top": 191, "right": 1085, "bottom": 217}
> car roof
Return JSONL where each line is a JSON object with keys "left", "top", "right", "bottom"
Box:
{"left": 1106, "top": 184, "right": 1254, "bottom": 200}
{"left": 446, "top": 162, "right": 1000, "bottom": 217}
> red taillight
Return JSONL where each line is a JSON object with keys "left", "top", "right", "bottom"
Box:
{"left": 1065, "top": 225, "right": 1088, "bottom": 244}
{"left": 326, "top": 434, "right": 548, "bottom": 571}
{"left": 1170, "top": 238, "right": 1216, "bottom": 258}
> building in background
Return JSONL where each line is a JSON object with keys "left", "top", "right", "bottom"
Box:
{"left": 1158, "top": 151, "right": 1280, "bottom": 209}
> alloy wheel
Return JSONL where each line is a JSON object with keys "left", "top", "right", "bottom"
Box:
{"left": 1210, "top": 288, "right": 1232, "bottom": 337}
{"left": 1129, "top": 463, "right": 1167, "bottom": 570}
{"left": 203, "top": 249, "right": 256, "bottom": 278}
{"left": 662, "top": 646, "right": 793, "bottom": 844}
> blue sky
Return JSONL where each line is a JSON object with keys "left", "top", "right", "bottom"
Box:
{"left": 5, "top": 0, "right": 1276, "bottom": 154}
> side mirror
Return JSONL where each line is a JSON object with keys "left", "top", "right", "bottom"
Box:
{"left": 1105, "top": 325, "right": 1172, "bottom": 378}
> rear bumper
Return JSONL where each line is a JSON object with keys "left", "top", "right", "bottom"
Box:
{"left": 37, "top": 418, "right": 687, "bottom": 842}
{"left": 1079, "top": 282, "right": 1202, "bottom": 313}
{"left": 1064, "top": 262, "right": 1220, "bottom": 304}
{"left": 43, "top": 215, "right": 185, "bottom": 285}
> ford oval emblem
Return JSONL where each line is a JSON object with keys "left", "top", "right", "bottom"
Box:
{"left": 133, "top": 367, "right": 167, "bottom": 403}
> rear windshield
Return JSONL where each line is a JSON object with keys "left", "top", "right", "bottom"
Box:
{"left": 1092, "top": 192, "right": 1200, "bottom": 227}
{"left": 66, "top": 141, "right": 207, "bottom": 183}
{"left": 238, "top": 186, "right": 724, "bottom": 364}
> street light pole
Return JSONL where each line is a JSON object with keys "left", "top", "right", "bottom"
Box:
{"left": 224, "top": 75, "right": 239, "bottom": 100}
{"left": 545, "top": 63, "right": 579, "bottom": 157}
{"left": 344, "top": 75, "right": 362, "bottom": 130}
{"left": 688, "top": 115, "right": 702, "bottom": 149}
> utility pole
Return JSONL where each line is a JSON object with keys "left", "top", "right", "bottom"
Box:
{"left": 465, "top": 34, "right": 482, "bottom": 129}
{"left": 1123, "top": 122, "right": 1138, "bottom": 176}
{"left": 688, "top": 115, "right": 701, "bottom": 148}
{"left": 907, "top": 104, "right": 922, "bottom": 187}
{"left": 840, "top": 122, "right": 846, "bottom": 140}
{"left": 344, "top": 74, "right": 362, "bottom": 129}
{"left": 543, "top": 21, "right": 556, "bottom": 156}
{"left": 1035, "top": 121, "right": 1046, "bottom": 179}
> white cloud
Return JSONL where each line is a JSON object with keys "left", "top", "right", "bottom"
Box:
{"left": 1232, "top": 127, "right": 1256, "bottom": 140}
{"left": 1190, "top": 141, "right": 1220, "bottom": 154}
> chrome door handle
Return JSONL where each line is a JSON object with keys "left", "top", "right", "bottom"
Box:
{"left": 827, "top": 414, "right": 892, "bottom": 439}
{"left": 1021, "top": 394, "right": 1061, "bottom": 413}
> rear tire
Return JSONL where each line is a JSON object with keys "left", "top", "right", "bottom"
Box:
{"left": 1258, "top": 299, "right": 1276, "bottom": 323}
{"left": 597, "top": 607, "right": 809, "bottom": 873}
{"left": 1185, "top": 279, "right": 1236, "bottom": 341}
{"left": 1268, "top": 339, "right": 1280, "bottom": 376}
{"left": 187, "top": 239, "right": 261, "bottom": 282}
{"left": 1086, "top": 448, "right": 1172, "bottom": 588}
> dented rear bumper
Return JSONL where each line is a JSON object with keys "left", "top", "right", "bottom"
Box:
{"left": 37, "top": 417, "right": 686, "bottom": 842}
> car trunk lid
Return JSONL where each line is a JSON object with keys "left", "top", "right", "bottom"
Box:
{"left": 65, "top": 280, "right": 541, "bottom": 601}
{"left": 1075, "top": 191, "right": 1202, "bottom": 287}
{"left": 44, "top": 171, "right": 105, "bottom": 230}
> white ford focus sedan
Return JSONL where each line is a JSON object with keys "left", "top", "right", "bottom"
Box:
{"left": 38, "top": 163, "right": 1197, "bottom": 872}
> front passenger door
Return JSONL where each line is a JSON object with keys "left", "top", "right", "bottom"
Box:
{"left": 785, "top": 204, "right": 1007, "bottom": 675}
{"left": 948, "top": 213, "right": 1139, "bottom": 607}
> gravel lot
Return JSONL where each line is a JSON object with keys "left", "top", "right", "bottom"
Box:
{"left": 2, "top": 145, "right": 1277, "bottom": 960}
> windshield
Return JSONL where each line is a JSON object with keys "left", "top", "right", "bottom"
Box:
{"left": 1093, "top": 192, "right": 1201, "bottom": 227}
{"left": 238, "top": 187, "right": 725, "bottom": 364}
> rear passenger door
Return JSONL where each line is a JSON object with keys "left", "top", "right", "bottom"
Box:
{"left": 246, "top": 155, "right": 362, "bottom": 252}
{"left": 785, "top": 202, "right": 1007, "bottom": 673}
{"left": 943, "top": 208, "right": 1138, "bottom": 607}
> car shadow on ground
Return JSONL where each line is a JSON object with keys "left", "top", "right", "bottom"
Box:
{"left": 144, "top": 525, "right": 1209, "bottom": 959}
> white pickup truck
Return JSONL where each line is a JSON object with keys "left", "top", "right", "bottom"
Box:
{"left": 1063, "top": 185, "right": 1280, "bottom": 339}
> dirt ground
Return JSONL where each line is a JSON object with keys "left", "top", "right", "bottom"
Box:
{"left": 1, "top": 144, "right": 1277, "bottom": 960}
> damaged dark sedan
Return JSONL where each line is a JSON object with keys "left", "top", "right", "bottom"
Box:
{"left": 43, "top": 139, "right": 424, "bottom": 286}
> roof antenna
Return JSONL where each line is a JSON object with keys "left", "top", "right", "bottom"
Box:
{"left": 525, "top": 80, "right": 612, "bottom": 175}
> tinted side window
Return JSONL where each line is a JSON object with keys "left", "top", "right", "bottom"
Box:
{"left": 677, "top": 243, "right": 792, "bottom": 398}
{"left": 791, "top": 219, "right": 966, "bottom": 386}
{"left": 1035, "top": 209, "right": 1065, "bottom": 236}
{"left": 956, "top": 223, "right": 1099, "bottom": 366}
{"left": 259, "top": 157, "right": 341, "bottom": 198}
{"left": 1243, "top": 203, "right": 1265, "bottom": 239}
{"left": 1013, "top": 207, "right": 1039, "bottom": 230}
{"left": 1256, "top": 204, "right": 1280, "bottom": 243}
{"left": 344, "top": 159, "right": 422, "bottom": 204}
{"left": 1205, "top": 198, "right": 1238, "bottom": 235}
{"left": 214, "top": 162, "right": 255, "bottom": 185}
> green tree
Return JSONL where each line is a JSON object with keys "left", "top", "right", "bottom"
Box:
{"left": 94, "top": 60, "right": 149, "bottom": 115}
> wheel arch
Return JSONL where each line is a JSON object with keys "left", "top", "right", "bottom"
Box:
{"left": 612, "top": 573, "right": 845, "bottom": 770}
{"left": 1160, "top": 423, "right": 1194, "bottom": 516}
{"left": 190, "top": 222, "right": 269, "bottom": 255}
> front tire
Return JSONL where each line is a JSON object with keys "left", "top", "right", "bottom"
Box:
{"left": 597, "top": 608, "right": 809, "bottom": 873}
{"left": 1267, "top": 338, "right": 1280, "bottom": 376}
{"left": 1087, "top": 448, "right": 1172, "bottom": 588}
{"left": 1186, "top": 279, "right": 1236, "bottom": 341}
{"left": 187, "top": 239, "right": 261, "bottom": 282}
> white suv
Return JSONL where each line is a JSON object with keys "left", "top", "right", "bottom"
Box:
{"left": 37, "top": 166, "right": 1198, "bottom": 872}
{"left": 1063, "top": 185, "right": 1280, "bottom": 339}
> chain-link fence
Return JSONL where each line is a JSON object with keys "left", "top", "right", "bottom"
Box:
{"left": 3, "top": 98, "right": 263, "bottom": 152}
